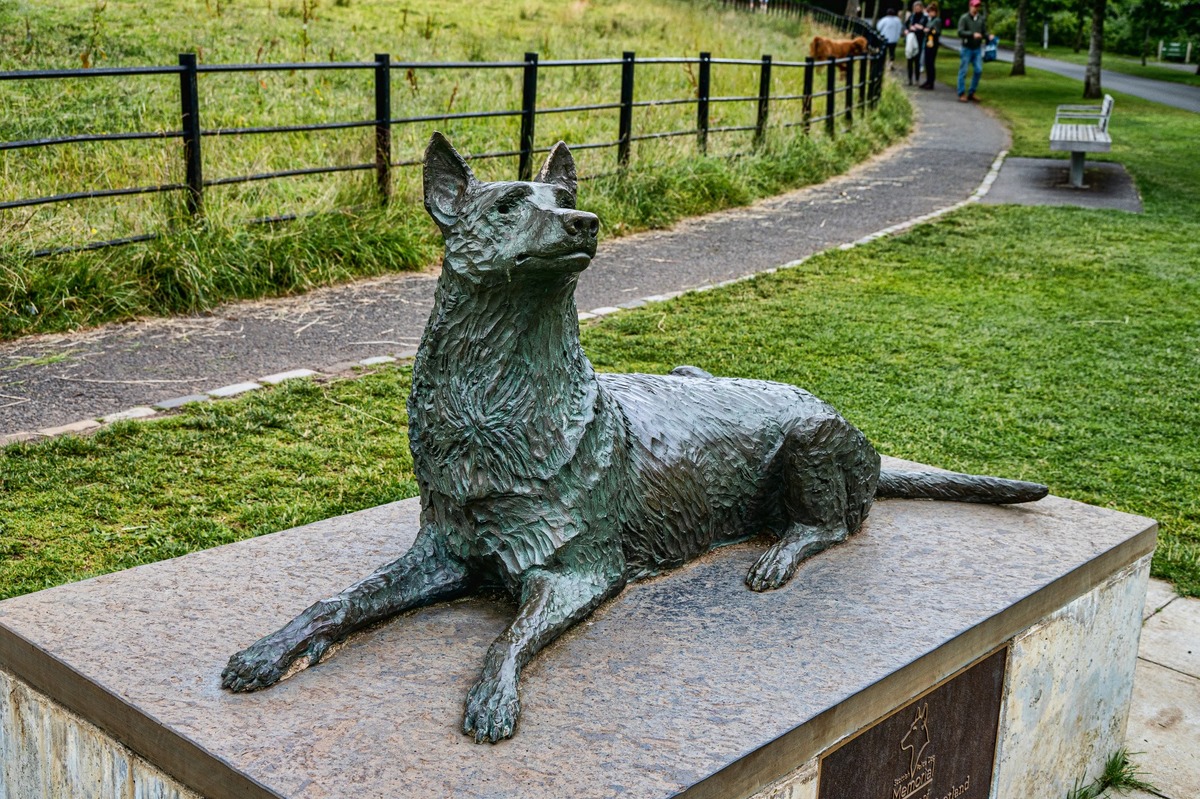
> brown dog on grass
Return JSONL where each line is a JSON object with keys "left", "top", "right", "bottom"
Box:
{"left": 810, "top": 35, "right": 869, "bottom": 76}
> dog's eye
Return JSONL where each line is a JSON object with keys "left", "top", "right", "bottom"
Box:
{"left": 495, "top": 200, "right": 518, "bottom": 216}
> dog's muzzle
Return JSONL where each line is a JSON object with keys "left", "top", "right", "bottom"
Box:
{"left": 513, "top": 210, "right": 600, "bottom": 272}
{"left": 561, "top": 210, "right": 600, "bottom": 240}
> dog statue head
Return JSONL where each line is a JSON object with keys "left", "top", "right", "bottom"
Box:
{"left": 423, "top": 132, "right": 600, "bottom": 286}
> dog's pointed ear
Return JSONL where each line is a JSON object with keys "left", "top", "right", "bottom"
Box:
{"left": 424, "top": 132, "right": 475, "bottom": 229}
{"left": 535, "top": 141, "right": 577, "bottom": 198}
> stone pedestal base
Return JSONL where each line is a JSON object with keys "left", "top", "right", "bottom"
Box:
{"left": 0, "top": 458, "right": 1155, "bottom": 799}
{"left": 753, "top": 556, "right": 1150, "bottom": 799}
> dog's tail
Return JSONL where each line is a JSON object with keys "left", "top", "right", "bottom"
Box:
{"left": 876, "top": 470, "right": 1048, "bottom": 505}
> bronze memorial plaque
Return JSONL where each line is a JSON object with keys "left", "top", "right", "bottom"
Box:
{"left": 818, "top": 647, "right": 1008, "bottom": 799}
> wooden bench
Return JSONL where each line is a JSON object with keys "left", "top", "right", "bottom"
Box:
{"left": 1050, "top": 94, "right": 1114, "bottom": 188}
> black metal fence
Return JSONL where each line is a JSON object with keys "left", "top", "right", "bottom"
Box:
{"left": 0, "top": 0, "right": 886, "bottom": 258}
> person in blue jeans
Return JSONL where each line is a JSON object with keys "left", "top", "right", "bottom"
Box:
{"left": 957, "top": 0, "right": 992, "bottom": 102}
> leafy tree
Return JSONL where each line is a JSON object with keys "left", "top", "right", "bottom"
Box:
{"left": 1127, "top": 0, "right": 1169, "bottom": 65}
{"left": 1073, "top": 0, "right": 1092, "bottom": 51}
{"left": 1176, "top": 0, "right": 1200, "bottom": 74}
{"left": 1082, "top": 0, "right": 1105, "bottom": 97}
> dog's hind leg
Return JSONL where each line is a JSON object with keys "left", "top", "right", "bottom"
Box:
{"left": 745, "top": 413, "right": 878, "bottom": 592}
{"left": 463, "top": 538, "right": 625, "bottom": 743}
{"left": 670, "top": 365, "right": 714, "bottom": 379}
{"left": 746, "top": 521, "right": 849, "bottom": 592}
{"left": 222, "top": 525, "right": 471, "bottom": 692}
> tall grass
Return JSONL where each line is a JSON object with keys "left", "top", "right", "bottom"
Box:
{"left": 0, "top": 81, "right": 911, "bottom": 339}
{"left": 0, "top": 0, "right": 909, "bottom": 338}
{"left": 1, "top": 0, "right": 819, "bottom": 247}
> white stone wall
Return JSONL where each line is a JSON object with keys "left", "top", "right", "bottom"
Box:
{"left": 0, "top": 668, "right": 200, "bottom": 799}
{"left": 991, "top": 555, "right": 1151, "bottom": 798}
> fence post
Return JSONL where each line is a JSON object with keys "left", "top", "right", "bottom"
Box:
{"left": 825, "top": 59, "right": 836, "bottom": 136}
{"left": 870, "top": 53, "right": 882, "bottom": 109}
{"left": 755, "top": 54, "right": 772, "bottom": 148}
{"left": 877, "top": 51, "right": 885, "bottom": 105}
{"left": 802, "top": 56, "right": 814, "bottom": 134}
{"left": 374, "top": 53, "right": 392, "bottom": 204}
{"left": 518, "top": 52, "right": 539, "bottom": 181}
{"left": 618, "top": 51, "right": 636, "bottom": 169}
{"left": 857, "top": 54, "right": 867, "bottom": 110}
{"left": 844, "top": 53, "right": 854, "bottom": 126}
{"left": 178, "top": 53, "right": 203, "bottom": 218}
{"left": 697, "top": 51, "right": 711, "bottom": 156}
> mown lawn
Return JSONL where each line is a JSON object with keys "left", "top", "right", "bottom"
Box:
{"left": 2, "top": 61, "right": 1197, "bottom": 600}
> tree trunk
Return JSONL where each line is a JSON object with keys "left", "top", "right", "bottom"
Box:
{"left": 1011, "top": 0, "right": 1029, "bottom": 75}
{"left": 1082, "top": 0, "right": 1105, "bottom": 98}
{"left": 1074, "top": 3, "right": 1087, "bottom": 52}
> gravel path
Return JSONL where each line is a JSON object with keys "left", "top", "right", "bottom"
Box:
{"left": 0, "top": 85, "right": 1008, "bottom": 437}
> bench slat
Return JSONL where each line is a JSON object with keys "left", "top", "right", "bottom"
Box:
{"left": 1050, "top": 124, "right": 1112, "bottom": 152}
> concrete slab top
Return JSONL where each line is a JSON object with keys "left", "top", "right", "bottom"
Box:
{"left": 0, "top": 458, "right": 1156, "bottom": 799}
{"left": 1125, "top": 659, "right": 1200, "bottom": 799}
{"left": 1143, "top": 578, "right": 1178, "bottom": 620}
{"left": 1139, "top": 596, "right": 1200, "bottom": 680}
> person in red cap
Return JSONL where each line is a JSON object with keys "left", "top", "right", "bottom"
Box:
{"left": 957, "top": 0, "right": 993, "bottom": 102}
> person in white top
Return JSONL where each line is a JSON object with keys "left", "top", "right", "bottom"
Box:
{"left": 877, "top": 8, "right": 904, "bottom": 68}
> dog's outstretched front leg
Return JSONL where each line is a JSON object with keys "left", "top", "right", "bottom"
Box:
{"left": 464, "top": 544, "right": 625, "bottom": 743}
{"left": 223, "top": 525, "right": 471, "bottom": 692}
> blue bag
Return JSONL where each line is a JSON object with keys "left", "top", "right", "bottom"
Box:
{"left": 983, "top": 38, "right": 999, "bottom": 62}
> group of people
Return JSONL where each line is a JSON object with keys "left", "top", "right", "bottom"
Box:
{"left": 875, "top": 0, "right": 994, "bottom": 100}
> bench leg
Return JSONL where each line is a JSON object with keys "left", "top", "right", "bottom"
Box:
{"left": 1069, "top": 151, "right": 1086, "bottom": 188}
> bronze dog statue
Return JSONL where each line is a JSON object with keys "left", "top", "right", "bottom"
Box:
{"left": 222, "top": 133, "right": 1046, "bottom": 743}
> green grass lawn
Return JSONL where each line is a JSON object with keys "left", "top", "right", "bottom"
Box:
{"left": 1025, "top": 44, "right": 1200, "bottom": 87}
{"left": 0, "top": 0, "right": 909, "bottom": 339}
{"left": 2, "top": 60, "right": 1198, "bottom": 601}
{"left": 0, "top": 0, "right": 826, "bottom": 215}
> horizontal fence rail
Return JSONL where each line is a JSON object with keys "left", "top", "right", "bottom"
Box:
{"left": 1, "top": 0, "right": 886, "bottom": 258}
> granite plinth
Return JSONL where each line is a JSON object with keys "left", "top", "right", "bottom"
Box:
{"left": 0, "top": 458, "right": 1156, "bottom": 799}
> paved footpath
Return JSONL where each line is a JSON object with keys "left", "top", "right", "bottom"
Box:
{"left": 1126, "top": 580, "right": 1200, "bottom": 799}
{"left": 0, "top": 85, "right": 1008, "bottom": 438}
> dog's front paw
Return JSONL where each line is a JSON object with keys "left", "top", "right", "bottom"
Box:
{"left": 222, "top": 642, "right": 289, "bottom": 692}
{"left": 221, "top": 633, "right": 327, "bottom": 693}
{"left": 463, "top": 672, "right": 521, "bottom": 744}
{"left": 745, "top": 542, "right": 802, "bottom": 592}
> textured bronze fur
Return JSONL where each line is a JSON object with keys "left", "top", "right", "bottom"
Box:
{"left": 221, "top": 134, "right": 1047, "bottom": 743}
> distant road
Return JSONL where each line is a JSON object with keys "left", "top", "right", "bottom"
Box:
{"left": 944, "top": 42, "right": 1200, "bottom": 113}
